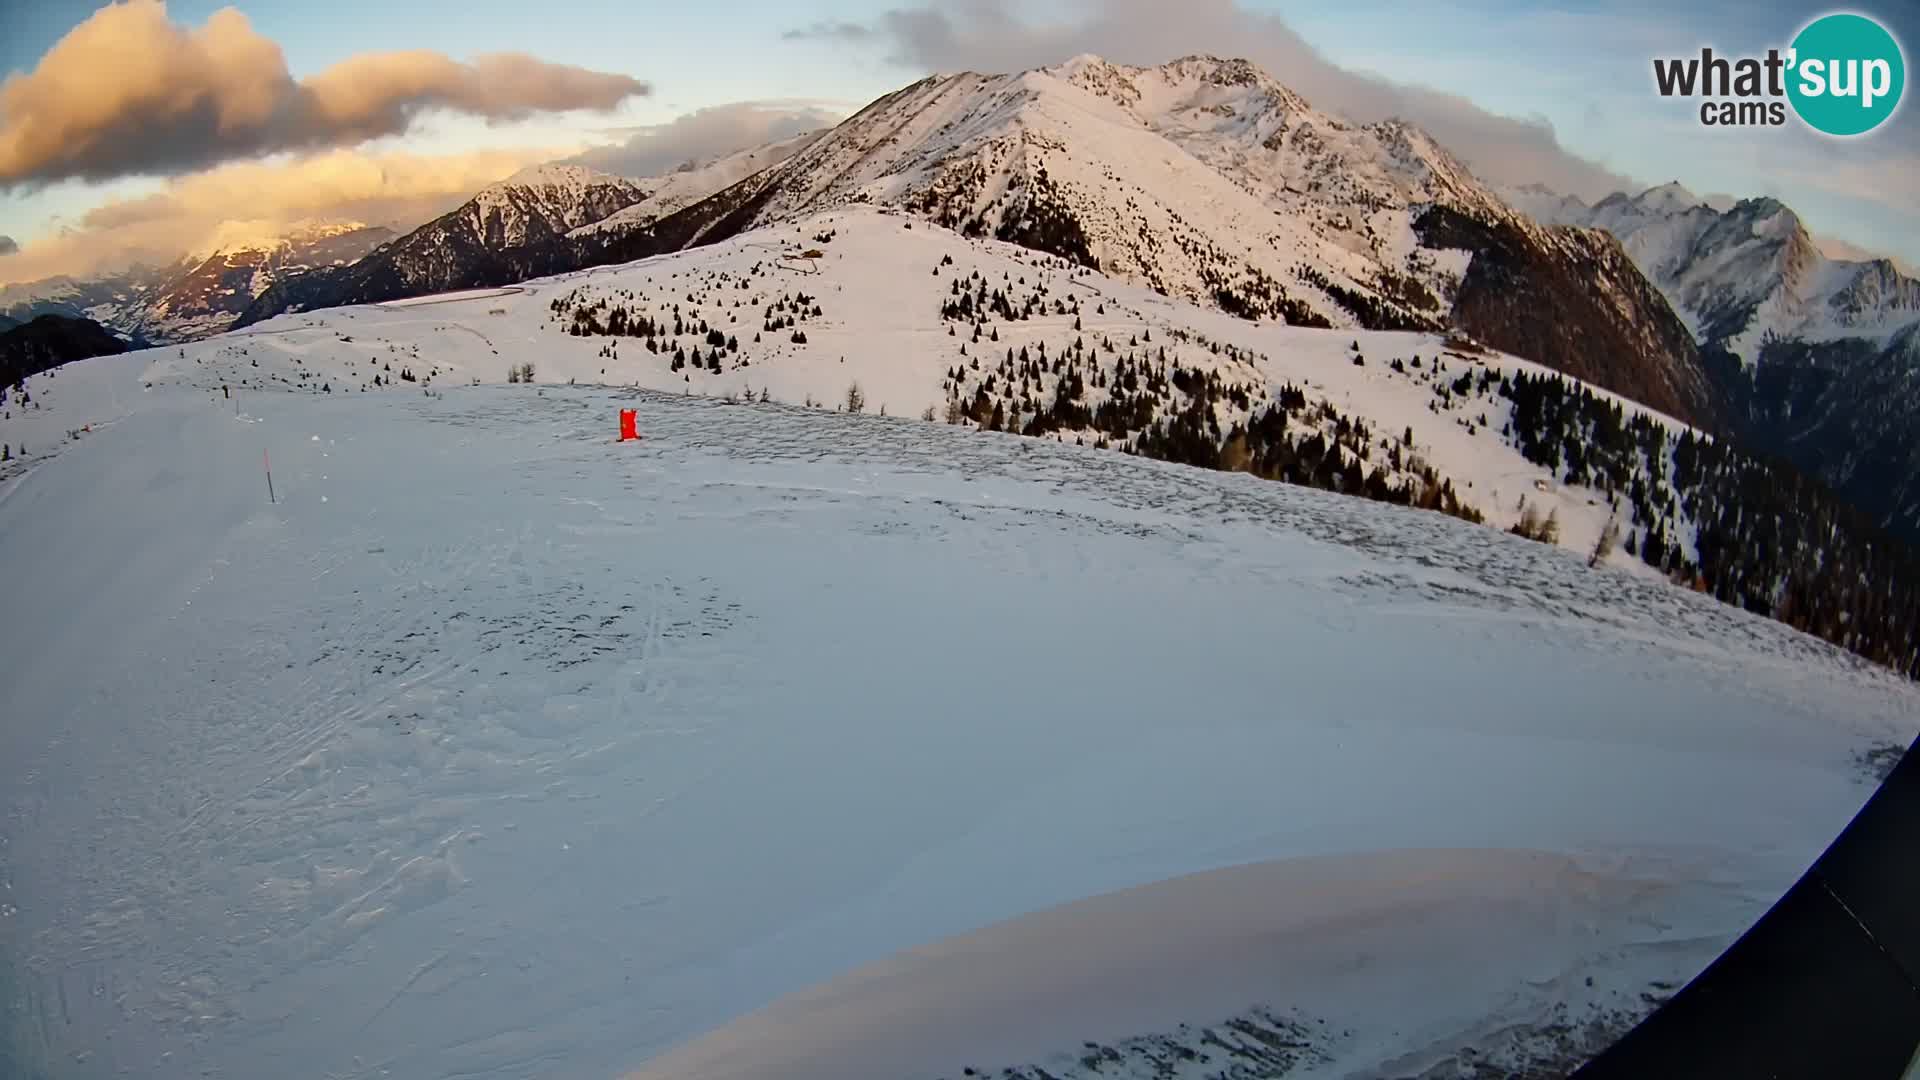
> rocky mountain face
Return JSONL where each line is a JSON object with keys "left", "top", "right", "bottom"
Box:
{"left": 1410, "top": 208, "right": 1712, "bottom": 430}
{"left": 1515, "top": 181, "right": 1920, "bottom": 540}
{"left": 238, "top": 166, "right": 650, "bottom": 321}
{"left": 652, "top": 55, "right": 1716, "bottom": 424}
{"left": 0, "top": 314, "right": 129, "bottom": 388}
{"left": 239, "top": 56, "right": 1715, "bottom": 430}
{"left": 1513, "top": 182, "right": 1920, "bottom": 355}
{"left": 0, "top": 271, "right": 160, "bottom": 342}
{"left": 0, "top": 224, "right": 392, "bottom": 344}
{"left": 141, "top": 224, "right": 395, "bottom": 340}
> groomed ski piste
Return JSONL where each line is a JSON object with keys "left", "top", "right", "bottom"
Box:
{"left": 3, "top": 208, "right": 1918, "bottom": 1080}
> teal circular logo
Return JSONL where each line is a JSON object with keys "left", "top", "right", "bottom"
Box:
{"left": 1787, "top": 13, "right": 1905, "bottom": 136}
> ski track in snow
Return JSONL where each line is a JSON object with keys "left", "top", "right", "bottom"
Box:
{"left": 1, "top": 383, "right": 1916, "bottom": 1080}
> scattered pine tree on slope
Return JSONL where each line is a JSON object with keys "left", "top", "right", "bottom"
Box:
{"left": 1501, "top": 369, "right": 1919, "bottom": 679}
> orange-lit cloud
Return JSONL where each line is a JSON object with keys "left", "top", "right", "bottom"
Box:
{"left": 0, "top": 0, "right": 647, "bottom": 186}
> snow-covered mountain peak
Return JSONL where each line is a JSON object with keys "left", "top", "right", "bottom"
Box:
{"left": 1497, "top": 175, "right": 1920, "bottom": 539}
{"left": 1513, "top": 177, "right": 1919, "bottom": 359}
{"left": 474, "top": 163, "right": 647, "bottom": 219}
{"left": 1729, "top": 196, "right": 1804, "bottom": 240}
{"left": 491, "top": 162, "right": 623, "bottom": 194}
{"left": 234, "top": 56, "right": 1713, "bottom": 426}
{"left": 1052, "top": 53, "right": 1144, "bottom": 107}
{"left": 541, "top": 54, "right": 1712, "bottom": 423}
{"left": 188, "top": 219, "right": 378, "bottom": 263}
{"left": 1054, "top": 55, "right": 1508, "bottom": 223}
{"left": 1054, "top": 52, "right": 1125, "bottom": 78}
{"left": 1634, "top": 181, "right": 1703, "bottom": 215}
{"left": 461, "top": 163, "right": 650, "bottom": 245}
{"left": 1054, "top": 54, "right": 1315, "bottom": 133}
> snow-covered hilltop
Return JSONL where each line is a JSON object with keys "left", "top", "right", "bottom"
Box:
{"left": 11, "top": 56, "right": 1919, "bottom": 672}
{"left": 20, "top": 203, "right": 1915, "bottom": 683}
{"left": 233, "top": 55, "right": 1714, "bottom": 429}
{"left": 3, "top": 293, "right": 1916, "bottom": 1079}
{"left": 724, "top": 52, "right": 1510, "bottom": 287}
{"left": 6, "top": 80, "right": 1920, "bottom": 1079}
{"left": 631, "top": 55, "right": 1713, "bottom": 426}
{"left": 148, "top": 206, "right": 1649, "bottom": 560}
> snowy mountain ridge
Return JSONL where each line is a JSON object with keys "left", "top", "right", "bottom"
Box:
{"left": 560, "top": 54, "right": 1718, "bottom": 427}
{"left": 569, "top": 130, "right": 827, "bottom": 239}
{"left": 717, "top": 54, "right": 1486, "bottom": 314}
{"left": 1507, "top": 181, "right": 1920, "bottom": 360}
{"left": 187, "top": 219, "right": 385, "bottom": 264}
{"left": 464, "top": 164, "right": 651, "bottom": 245}
{"left": 234, "top": 166, "right": 654, "bottom": 315}
{"left": 0, "top": 167, "right": 647, "bottom": 346}
{"left": 226, "top": 54, "right": 1715, "bottom": 427}
{"left": 14, "top": 205, "right": 1672, "bottom": 566}
{"left": 1506, "top": 180, "right": 1920, "bottom": 540}
{"left": 0, "top": 223, "right": 396, "bottom": 345}
{"left": 1058, "top": 53, "right": 1512, "bottom": 226}
{"left": 4, "top": 230, "right": 1918, "bottom": 1077}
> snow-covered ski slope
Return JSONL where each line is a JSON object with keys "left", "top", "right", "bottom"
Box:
{"left": 3, "top": 348, "right": 1918, "bottom": 1079}
{"left": 59, "top": 205, "right": 1708, "bottom": 572}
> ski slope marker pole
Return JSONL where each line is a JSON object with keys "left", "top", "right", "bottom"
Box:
{"left": 265, "top": 448, "right": 276, "bottom": 504}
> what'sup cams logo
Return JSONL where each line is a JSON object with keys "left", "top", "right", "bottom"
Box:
{"left": 1653, "top": 11, "right": 1906, "bottom": 135}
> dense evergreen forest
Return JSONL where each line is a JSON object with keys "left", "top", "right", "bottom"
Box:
{"left": 1499, "top": 369, "right": 1919, "bottom": 679}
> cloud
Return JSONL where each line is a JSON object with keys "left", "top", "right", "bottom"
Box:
{"left": 565, "top": 101, "right": 842, "bottom": 177}
{"left": 0, "top": 0, "right": 648, "bottom": 186}
{"left": 1774, "top": 151, "right": 1920, "bottom": 217}
{"left": 786, "top": 0, "right": 1635, "bottom": 201}
{"left": 781, "top": 21, "right": 876, "bottom": 43}
{"left": 0, "top": 145, "right": 563, "bottom": 285}
{"left": 0, "top": 235, "right": 16, "bottom": 256}
{"left": 1815, "top": 232, "right": 1913, "bottom": 273}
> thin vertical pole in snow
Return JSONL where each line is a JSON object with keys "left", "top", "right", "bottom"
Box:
{"left": 264, "top": 448, "right": 276, "bottom": 504}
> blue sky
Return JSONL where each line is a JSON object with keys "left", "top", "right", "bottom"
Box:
{"left": 1, "top": 0, "right": 1914, "bottom": 280}
{"left": 1285, "top": 1, "right": 1918, "bottom": 256}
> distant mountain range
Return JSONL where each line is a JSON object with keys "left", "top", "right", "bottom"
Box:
{"left": 1505, "top": 181, "right": 1920, "bottom": 540}
{"left": 234, "top": 145, "right": 827, "bottom": 328}
{"left": 0, "top": 223, "right": 393, "bottom": 345}
{"left": 237, "top": 166, "right": 651, "bottom": 317}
